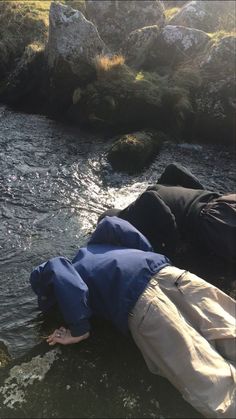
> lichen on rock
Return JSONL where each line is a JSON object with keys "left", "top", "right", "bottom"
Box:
{"left": 0, "top": 349, "right": 60, "bottom": 409}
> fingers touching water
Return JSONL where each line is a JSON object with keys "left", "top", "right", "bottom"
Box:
{"left": 46, "top": 327, "right": 90, "bottom": 346}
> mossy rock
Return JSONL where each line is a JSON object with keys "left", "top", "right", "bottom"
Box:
{"left": 107, "top": 131, "right": 163, "bottom": 174}
{"left": 0, "top": 1, "right": 49, "bottom": 80}
{"left": 0, "top": 43, "right": 47, "bottom": 112}
{"left": 69, "top": 61, "right": 193, "bottom": 135}
{"left": 0, "top": 341, "right": 11, "bottom": 368}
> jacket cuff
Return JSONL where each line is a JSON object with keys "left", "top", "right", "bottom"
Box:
{"left": 69, "top": 319, "right": 90, "bottom": 337}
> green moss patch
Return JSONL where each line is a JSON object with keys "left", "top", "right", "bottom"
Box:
{"left": 0, "top": 1, "right": 49, "bottom": 78}
{"left": 70, "top": 58, "right": 193, "bottom": 134}
{"left": 107, "top": 131, "right": 163, "bottom": 174}
{"left": 0, "top": 342, "right": 11, "bottom": 368}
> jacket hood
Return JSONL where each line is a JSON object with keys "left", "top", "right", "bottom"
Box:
{"left": 30, "top": 261, "right": 56, "bottom": 312}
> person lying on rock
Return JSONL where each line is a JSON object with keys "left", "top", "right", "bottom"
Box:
{"left": 30, "top": 216, "right": 236, "bottom": 419}
{"left": 98, "top": 163, "right": 236, "bottom": 261}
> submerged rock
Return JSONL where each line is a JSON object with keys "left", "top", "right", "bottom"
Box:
{"left": 85, "top": 0, "right": 165, "bottom": 51}
{"left": 107, "top": 131, "right": 163, "bottom": 174}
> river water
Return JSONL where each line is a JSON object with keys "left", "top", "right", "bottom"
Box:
{"left": 0, "top": 105, "right": 235, "bottom": 418}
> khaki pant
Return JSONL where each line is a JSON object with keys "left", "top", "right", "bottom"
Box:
{"left": 129, "top": 266, "right": 236, "bottom": 418}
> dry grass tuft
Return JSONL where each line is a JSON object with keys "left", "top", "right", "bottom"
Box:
{"left": 95, "top": 55, "right": 125, "bottom": 73}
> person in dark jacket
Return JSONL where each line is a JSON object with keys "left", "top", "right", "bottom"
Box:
{"left": 30, "top": 216, "right": 236, "bottom": 419}
{"left": 98, "top": 163, "right": 236, "bottom": 261}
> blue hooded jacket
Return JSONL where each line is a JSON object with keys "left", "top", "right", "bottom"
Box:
{"left": 30, "top": 216, "right": 171, "bottom": 335}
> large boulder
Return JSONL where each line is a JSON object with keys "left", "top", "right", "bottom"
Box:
{"left": 107, "top": 131, "right": 163, "bottom": 173}
{"left": 85, "top": 0, "right": 165, "bottom": 51}
{"left": 199, "top": 35, "right": 235, "bottom": 74}
{"left": 0, "top": 43, "right": 47, "bottom": 112}
{"left": 124, "top": 25, "right": 210, "bottom": 70}
{"left": 193, "top": 35, "right": 236, "bottom": 144}
{"left": 169, "top": 1, "right": 235, "bottom": 32}
{"left": 0, "top": 1, "right": 49, "bottom": 81}
{"left": 122, "top": 26, "right": 161, "bottom": 70}
{"left": 47, "top": 2, "right": 107, "bottom": 114}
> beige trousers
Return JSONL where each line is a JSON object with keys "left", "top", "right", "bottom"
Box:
{"left": 128, "top": 266, "right": 236, "bottom": 418}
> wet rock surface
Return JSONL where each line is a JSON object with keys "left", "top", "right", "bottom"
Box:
{"left": 0, "top": 323, "right": 203, "bottom": 419}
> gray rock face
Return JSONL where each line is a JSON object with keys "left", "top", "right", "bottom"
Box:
{"left": 0, "top": 43, "right": 46, "bottom": 109}
{"left": 194, "top": 35, "right": 236, "bottom": 143}
{"left": 169, "top": 0, "right": 235, "bottom": 32}
{"left": 46, "top": 2, "right": 107, "bottom": 114}
{"left": 162, "top": 24, "right": 210, "bottom": 51}
{"left": 124, "top": 24, "right": 210, "bottom": 69}
{"left": 200, "top": 36, "right": 235, "bottom": 73}
{"left": 85, "top": 0, "right": 165, "bottom": 51}
{"left": 47, "top": 2, "right": 107, "bottom": 78}
{"left": 123, "top": 25, "right": 160, "bottom": 69}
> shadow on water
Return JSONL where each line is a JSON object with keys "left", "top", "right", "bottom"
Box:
{"left": 0, "top": 105, "right": 235, "bottom": 418}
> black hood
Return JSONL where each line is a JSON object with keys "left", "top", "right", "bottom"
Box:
{"left": 97, "top": 208, "right": 121, "bottom": 224}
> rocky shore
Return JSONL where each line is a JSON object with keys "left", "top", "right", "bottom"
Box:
{"left": 0, "top": 0, "right": 235, "bottom": 172}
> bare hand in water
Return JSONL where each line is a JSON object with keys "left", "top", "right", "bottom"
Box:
{"left": 46, "top": 327, "right": 90, "bottom": 346}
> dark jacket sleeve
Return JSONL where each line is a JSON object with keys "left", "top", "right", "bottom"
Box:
{"left": 119, "top": 190, "right": 179, "bottom": 258}
{"left": 30, "top": 257, "right": 92, "bottom": 337}
{"left": 88, "top": 216, "right": 153, "bottom": 252}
